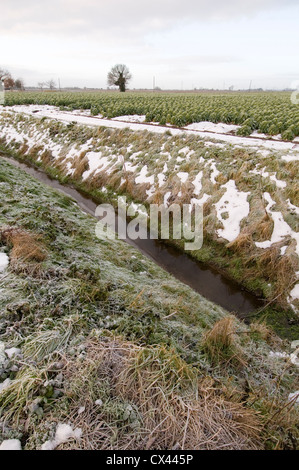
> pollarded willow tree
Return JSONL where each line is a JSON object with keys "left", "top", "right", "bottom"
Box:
{"left": 107, "top": 64, "right": 132, "bottom": 92}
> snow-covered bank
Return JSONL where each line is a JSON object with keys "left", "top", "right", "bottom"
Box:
{"left": 3, "top": 105, "right": 299, "bottom": 154}
{"left": 0, "top": 105, "right": 298, "bottom": 310}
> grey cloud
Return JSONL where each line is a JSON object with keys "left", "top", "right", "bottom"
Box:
{"left": 1, "top": 0, "right": 298, "bottom": 38}
{"left": 165, "top": 55, "right": 241, "bottom": 65}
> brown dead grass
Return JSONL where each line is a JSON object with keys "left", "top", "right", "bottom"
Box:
{"left": 202, "top": 316, "right": 245, "bottom": 366}
{"left": 61, "top": 338, "right": 261, "bottom": 450}
{"left": 251, "top": 246, "right": 297, "bottom": 303}
{"left": 40, "top": 149, "right": 54, "bottom": 166}
{"left": 72, "top": 152, "right": 89, "bottom": 180}
{"left": 0, "top": 227, "right": 47, "bottom": 263}
{"left": 215, "top": 173, "right": 228, "bottom": 185}
{"left": 28, "top": 144, "right": 44, "bottom": 160}
{"left": 254, "top": 246, "right": 280, "bottom": 276}
{"left": 174, "top": 182, "right": 195, "bottom": 205}
{"left": 252, "top": 212, "right": 274, "bottom": 242}
{"left": 249, "top": 321, "right": 279, "bottom": 346}
{"left": 285, "top": 181, "right": 299, "bottom": 206}
{"left": 151, "top": 187, "right": 164, "bottom": 205}
{"left": 227, "top": 231, "right": 254, "bottom": 252}
{"left": 274, "top": 255, "right": 298, "bottom": 300}
{"left": 19, "top": 143, "right": 29, "bottom": 155}
{"left": 130, "top": 181, "right": 152, "bottom": 201}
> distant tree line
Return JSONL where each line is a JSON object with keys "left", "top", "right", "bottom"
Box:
{"left": 37, "top": 79, "right": 57, "bottom": 91}
{"left": 0, "top": 68, "right": 25, "bottom": 91}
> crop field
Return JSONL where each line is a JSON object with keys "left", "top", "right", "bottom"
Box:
{"left": 4, "top": 91, "right": 299, "bottom": 140}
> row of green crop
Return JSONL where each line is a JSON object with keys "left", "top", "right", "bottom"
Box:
{"left": 3, "top": 91, "right": 299, "bottom": 140}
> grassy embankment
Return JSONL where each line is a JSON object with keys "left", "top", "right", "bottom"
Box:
{"left": 0, "top": 158, "right": 298, "bottom": 450}
{"left": 0, "top": 109, "right": 298, "bottom": 337}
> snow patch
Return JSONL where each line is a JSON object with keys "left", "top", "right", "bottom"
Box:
{"left": 135, "top": 166, "right": 155, "bottom": 186}
{"left": 255, "top": 193, "right": 299, "bottom": 256}
{"left": 177, "top": 172, "right": 189, "bottom": 183}
{"left": 289, "top": 283, "right": 299, "bottom": 301}
{"left": 281, "top": 154, "right": 299, "bottom": 162}
{"left": 0, "top": 378, "right": 11, "bottom": 392}
{"left": 214, "top": 180, "right": 250, "bottom": 243}
{"left": 0, "top": 253, "right": 9, "bottom": 273}
{"left": 269, "top": 351, "right": 299, "bottom": 367}
{"left": 5, "top": 348, "right": 21, "bottom": 359}
{"left": 41, "top": 423, "right": 82, "bottom": 451}
{"left": 192, "top": 171, "right": 203, "bottom": 195}
{"left": 185, "top": 121, "right": 239, "bottom": 134}
{"left": 0, "top": 439, "right": 22, "bottom": 450}
{"left": 112, "top": 115, "right": 146, "bottom": 123}
{"left": 209, "top": 161, "right": 220, "bottom": 185}
{"left": 157, "top": 173, "right": 166, "bottom": 188}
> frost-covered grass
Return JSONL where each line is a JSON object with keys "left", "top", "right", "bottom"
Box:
{"left": 0, "top": 108, "right": 298, "bottom": 313}
{"left": 0, "top": 158, "right": 298, "bottom": 450}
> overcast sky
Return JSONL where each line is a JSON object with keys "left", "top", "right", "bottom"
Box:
{"left": 1, "top": 0, "right": 298, "bottom": 90}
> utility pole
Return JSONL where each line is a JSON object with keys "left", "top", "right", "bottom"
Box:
{"left": 58, "top": 78, "right": 61, "bottom": 91}
{"left": 153, "top": 76, "right": 155, "bottom": 92}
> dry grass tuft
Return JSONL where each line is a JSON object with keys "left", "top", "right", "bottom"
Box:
{"left": 130, "top": 182, "right": 152, "bottom": 201}
{"left": 72, "top": 153, "right": 89, "bottom": 180}
{"left": 40, "top": 149, "right": 54, "bottom": 166}
{"left": 19, "top": 143, "right": 29, "bottom": 155}
{"left": 61, "top": 338, "right": 261, "bottom": 450}
{"left": 250, "top": 321, "right": 276, "bottom": 344}
{"left": 0, "top": 227, "right": 47, "bottom": 263}
{"left": 285, "top": 181, "right": 299, "bottom": 206}
{"left": 202, "top": 316, "right": 245, "bottom": 365}
{"left": 274, "top": 255, "right": 298, "bottom": 301}
{"left": 202, "top": 198, "right": 213, "bottom": 217}
{"left": 215, "top": 173, "right": 228, "bottom": 185}
{"left": 151, "top": 187, "right": 164, "bottom": 205}
{"left": 28, "top": 144, "right": 44, "bottom": 160}
{"left": 254, "top": 246, "right": 280, "bottom": 276}
{"left": 252, "top": 212, "right": 274, "bottom": 242}
{"left": 227, "top": 231, "right": 254, "bottom": 252}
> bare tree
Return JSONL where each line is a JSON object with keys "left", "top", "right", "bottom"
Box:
{"left": 0, "top": 68, "right": 10, "bottom": 81}
{"left": 45, "top": 79, "right": 56, "bottom": 90}
{"left": 38, "top": 82, "right": 46, "bottom": 91}
{"left": 107, "top": 64, "right": 132, "bottom": 92}
{"left": 15, "top": 78, "right": 25, "bottom": 91}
